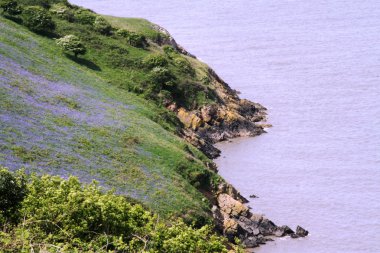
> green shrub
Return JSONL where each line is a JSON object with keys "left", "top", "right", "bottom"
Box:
{"left": 56, "top": 34, "right": 86, "bottom": 57}
{"left": 149, "top": 67, "right": 175, "bottom": 87}
{"left": 116, "top": 29, "right": 147, "bottom": 48}
{"left": 149, "top": 220, "right": 228, "bottom": 253}
{"left": 0, "top": 168, "right": 27, "bottom": 220}
{"left": 115, "top": 28, "right": 130, "bottom": 37}
{"left": 174, "top": 57, "right": 195, "bottom": 76}
{"left": 94, "top": 15, "right": 112, "bottom": 35}
{"left": 143, "top": 54, "right": 168, "bottom": 69}
{"left": 22, "top": 6, "right": 55, "bottom": 34}
{"left": 163, "top": 45, "right": 176, "bottom": 55}
{"left": 128, "top": 33, "right": 147, "bottom": 48}
{"left": 74, "top": 7, "right": 96, "bottom": 25}
{"left": 0, "top": 0, "right": 22, "bottom": 16}
{"left": 0, "top": 171, "right": 230, "bottom": 252}
{"left": 18, "top": 0, "right": 67, "bottom": 9}
{"left": 49, "top": 3, "right": 74, "bottom": 21}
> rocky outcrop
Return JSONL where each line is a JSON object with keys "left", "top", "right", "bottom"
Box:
{"left": 151, "top": 23, "right": 196, "bottom": 58}
{"left": 212, "top": 182, "right": 307, "bottom": 249}
{"left": 175, "top": 89, "right": 267, "bottom": 158}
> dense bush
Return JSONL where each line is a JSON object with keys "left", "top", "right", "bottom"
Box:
{"left": 116, "top": 29, "right": 147, "bottom": 48}
{"left": 128, "top": 33, "right": 147, "bottom": 48}
{"left": 0, "top": 168, "right": 230, "bottom": 252}
{"left": 115, "top": 28, "right": 130, "bottom": 37}
{"left": 0, "top": 168, "right": 27, "bottom": 220}
{"left": 163, "top": 45, "right": 177, "bottom": 55}
{"left": 49, "top": 3, "right": 74, "bottom": 21}
{"left": 149, "top": 67, "right": 176, "bottom": 90}
{"left": 0, "top": 0, "right": 22, "bottom": 16}
{"left": 73, "top": 7, "right": 96, "bottom": 25}
{"left": 174, "top": 56, "right": 195, "bottom": 76}
{"left": 56, "top": 34, "right": 86, "bottom": 57}
{"left": 143, "top": 54, "right": 168, "bottom": 69}
{"left": 94, "top": 15, "right": 112, "bottom": 35}
{"left": 18, "top": 0, "right": 67, "bottom": 9}
{"left": 22, "top": 6, "right": 55, "bottom": 34}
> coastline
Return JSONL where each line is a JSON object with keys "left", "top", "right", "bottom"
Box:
{"left": 153, "top": 25, "right": 309, "bottom": 248}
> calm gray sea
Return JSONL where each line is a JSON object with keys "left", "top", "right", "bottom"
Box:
{"left": 71, "top": 1, "right": 380, "bottom": 252}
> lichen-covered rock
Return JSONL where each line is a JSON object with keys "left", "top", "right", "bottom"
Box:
{"left": 223, "top": 218, "right": 241, "bottom": 241}
{"left": 177, "top": 108, "right": 203, "bottom": 130}
{"left": 217, "top": 182, "right": 248, "bottom": 203}
{"left": 217, "top": 193, "right": 249, "bottom": 217}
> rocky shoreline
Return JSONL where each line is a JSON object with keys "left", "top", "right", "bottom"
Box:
{"left": 153, "top": 24, "right": 308, "bottom": 249}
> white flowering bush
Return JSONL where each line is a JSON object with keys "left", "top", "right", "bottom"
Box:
{"left": 56, "top": 34, "right": 86, "bottom": 57}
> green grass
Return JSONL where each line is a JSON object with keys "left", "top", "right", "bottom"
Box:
{"left": 0, "top": 12, "right": 223, "bottom": 224}
{"left": 103, "top": 15, "right": 164, "bottom": 41}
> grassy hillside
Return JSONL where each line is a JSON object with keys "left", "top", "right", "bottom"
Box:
{"left": 0, "top": 10, "right": 222, "bottom": 223}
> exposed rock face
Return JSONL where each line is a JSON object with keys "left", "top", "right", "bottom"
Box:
{"left": 151, "top": 23, "right": 196, "bottom": 58}
{"left": 212, "top": 183, "right": 307, "bottom": 249}
{"left": 176, "top": 91, "right": 266, "bottom": 158}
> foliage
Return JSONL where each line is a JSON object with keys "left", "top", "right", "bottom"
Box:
{"left": 0, "top": 169, "right": 230, "bottom": 252}
{"left": 128, "top": 33, "right": 147, "bottom": 48}
{"left": 73, "top": 7, "right": 96, "bottom": 25}
{"left": 22, "top": 6, "right": 55, "bottom": 34}
{"left": 174, "top": 56, "right": 195, "bottom": 76}
{"left": 93, "top": 15, "right": 112, "bottom": 35}
{"left": 115, "top": 29, "right": 147, "bottom": 48}
{"left": 143, "top": 54, "right": 168, "bottom": 69}
{"left": 150, "top": 67, "right": 175, "bottom": 86}
{"left": 115, "top": 28, "right": 130, "bottom": 37}
{"left": 0, "top": 0, "right": 22, "bottom": 16}
{"left": 56, "top": 34, "right": 86, "bottom": 57}
{"left": 0, "top": 168, "right": 27, "bottom": 220}
{"left": 49, "top": 3, "right": 74, "bottom": 21}
{"left": 18, "top": 0, "right": 68, "bottom": 9}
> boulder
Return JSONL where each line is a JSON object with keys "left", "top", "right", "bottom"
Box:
{"left": 237, "top": 216, "right": 260, "bottom": 236}
{"left": 242, "top": 236, "right": 259, "bottom": 248}
{"left": 217, "top": 193, "right": 249, "bottom": 217}
{"left": 217, "top": 183, "right": 249, "bottom": 203}
{"left": 258, "top": 218, "right": 277, "bottom": 236}
{"left": 296, "top": 226, "right": 309, "bottom": 237}
{"left": 291, "top": 233, "right": 300, "bottom": 239}
{"left": 223, "top": 218, "right": 241, "bottom": 241}
{"left": 274, "top": 225, "right": 294, "bottom": 237}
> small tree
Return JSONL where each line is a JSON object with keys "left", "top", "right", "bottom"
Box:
{"left": 0, "top": 167, "right": 27, "bottom": 221}
{"left": 56, "top": 34, "right": 86, "bottom": 58}
{"left": 22, "top": 6, "right": 55, "bottom": 34}
{"left": 93, "top": 16, "right": 112, "bottom": 35}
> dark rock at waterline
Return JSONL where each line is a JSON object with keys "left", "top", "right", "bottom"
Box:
{"left": 296, "top": 225, "right": 309, "bottom": 237}
{"left": 258, "top": 218, "right": 277, "bottom": 235}
{"left": 237, "top": 216, "right": 260, "bottom": 235}
{"left": 291, "top": 233, "right": 300, "bottom": 238}
{"left": 274, "top": 225, "right": 294, "bottom": 237}
{"left": 249, "top": 194, "right": 258, "bottom": 198}
{"left": 242, "top": 236, "right": 259, "bottom": 248}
